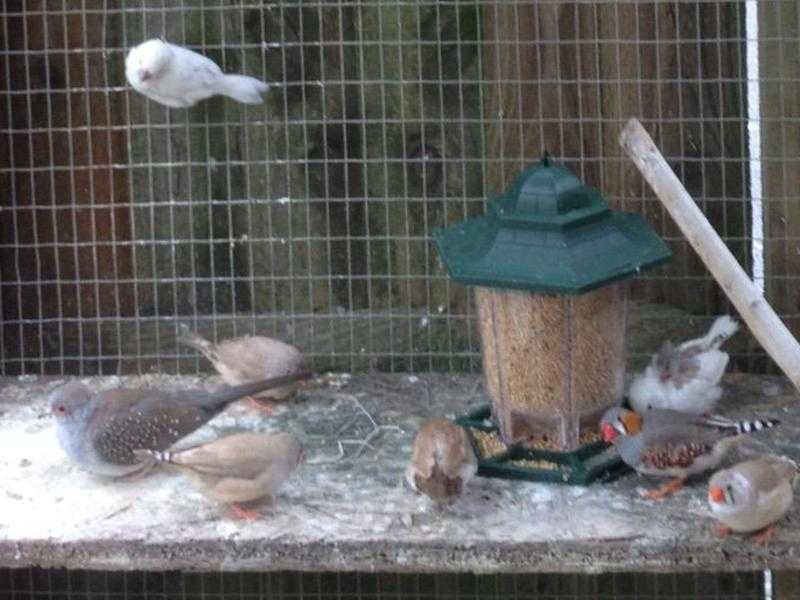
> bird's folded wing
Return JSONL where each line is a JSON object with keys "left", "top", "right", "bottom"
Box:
{"left": 90, "top": 397, "right": 208, "bottom": 465}
{"left": 170, "top": 444, "right": 271, "bottom": 480}
{"left": 639, "top": 439, "right": 712, "bottom": 470}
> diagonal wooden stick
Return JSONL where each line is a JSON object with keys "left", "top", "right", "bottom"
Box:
{"left": 619, "top": 118, "right": 800, "bottom": 391}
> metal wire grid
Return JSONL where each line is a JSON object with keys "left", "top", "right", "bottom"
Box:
{"left": 0, "top": 568, "right": 769, "bottom": 600}
{"left": 0, "top": 1, "right": 797, "bottom": 376}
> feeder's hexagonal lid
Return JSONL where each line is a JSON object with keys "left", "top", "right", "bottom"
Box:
{"left": 433, "top": 155, "right": 671, "bottom": 294}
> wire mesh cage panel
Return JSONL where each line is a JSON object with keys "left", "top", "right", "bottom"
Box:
{"left": 1, "top": 1, "right": 798, "bottom": 375}
{"left": 0, "top": 568, "right": 770, "bottom": 600}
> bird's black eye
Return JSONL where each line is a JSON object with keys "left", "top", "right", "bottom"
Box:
{"left": 54, "top": 404, "right": 67, "bottom": 415}
{"left": 725, "top": 484, "right": 735, "bottom": 504}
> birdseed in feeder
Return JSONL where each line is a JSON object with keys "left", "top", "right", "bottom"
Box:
{"left": 476, "top": 284, "right": 627, "bottom": 450}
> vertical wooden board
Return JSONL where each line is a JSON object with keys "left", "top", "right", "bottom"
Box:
{"left": 349, "top": 2, "right": 484, "bottom": 369}
{"left": 0, "top": 3, "right": 134, "bottom": 373}
{"left": 233, "top": 3, "right": 336, "bottom": 321}
{"left": 123, "top": 3, "right": 338, "bottom": 332}
{"left": 357, "top": 3, "right": 483, "bottom": 311}
{"left": 762, "top": 1, "right": 800, "bottom": 339}
{"left": 595, "top": 2, "right": 680, "bottom": 308}
{"left": 485, "top": 2, "right": 747, "bottom": 319}
{"left": 124, "top": 3, "right": 205, "bottom": 318}
{"left": 774, "top": 571, "right": 800, "bottom": 600}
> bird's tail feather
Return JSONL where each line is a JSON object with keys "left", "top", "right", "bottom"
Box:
{"left": 220, "top": 74, "right": 268, "bottom": 104}
{"left": 696, "top": 315, "right": 739, "bottom": 351}
{"left": 177, "top": 325, "right": 216, "bottom": 357}
{"left": 198, "top": 371, "right": 315, "bottom": 410}
{"left": 133, "top": 448, "right": 170, "bottom": 463}
{"left": 702, "top": 414, "right": 779, "bottom": 435}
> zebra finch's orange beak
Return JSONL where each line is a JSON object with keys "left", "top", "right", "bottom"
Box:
{"left": 601, "top": 423, "right": 618, "bottom": 442}
{"left": 708, "top": 485, "right": 725, "bottom": 504}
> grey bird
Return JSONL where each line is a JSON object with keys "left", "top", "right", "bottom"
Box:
{"left": 50, "top": 372, "right": 311, "bottom": 478}
{"left": 708, "top": 455, "right": 798, "bottom": 545}
{"left": 135, "top": 432, "right": 304, "bottom": 519}
{"left": 178, "top": 327, "right": 304, "bottom": 412}
{"left": 629, "top": 315, "right": 739, "bottom": 415}
{"left": 600, "top": 406, "right": 779, "bottom": 500}
{"left": 405, "top": 419, "right": 477, "bottom": 504}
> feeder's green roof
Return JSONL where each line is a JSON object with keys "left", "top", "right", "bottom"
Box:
{"left": 434, "top": 156, "right": 671, "bottom": 294}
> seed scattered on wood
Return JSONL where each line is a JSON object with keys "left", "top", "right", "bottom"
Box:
{"left": 470, "top": 428, "right": 508, "bottom": 458}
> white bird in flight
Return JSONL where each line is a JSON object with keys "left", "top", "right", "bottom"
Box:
{"left": 125, "top": 38, "right": 268, "bottom": 108}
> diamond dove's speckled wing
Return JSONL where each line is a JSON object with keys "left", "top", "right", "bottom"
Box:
{"left": 89, "top": 389, "right": 212, "bottom": 466}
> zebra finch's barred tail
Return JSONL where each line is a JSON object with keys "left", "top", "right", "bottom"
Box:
{"left": 132, "top": 448, "right": 173, "bottom": 463}
{"left": 702, "top": 415, "right": 779, "bottom": 434}
{"left": 734, "top": 418, "right": 780, "bottom": 434}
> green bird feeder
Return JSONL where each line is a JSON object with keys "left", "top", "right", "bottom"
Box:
{"left": 434, "top": 155, "right": 671, "bottom": 484}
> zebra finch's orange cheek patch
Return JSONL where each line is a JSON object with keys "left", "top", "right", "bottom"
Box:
{"left": 621, "top": 411, "right": 642, "bottom": 434}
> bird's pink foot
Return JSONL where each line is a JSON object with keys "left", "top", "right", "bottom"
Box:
{"left": 750, "top": 524, "right": 776, "bottom": 547}
{"left": 244, "top": 396, "right": 277, "bottom": 414}
{"left": 712, "top": 522, "right": 732, "bottom": 538}
{"left": 642, "top": 478, "right": 686, "bottom": 501}
{"left": 229, "top": 503, "right": 262, "bottom": 520}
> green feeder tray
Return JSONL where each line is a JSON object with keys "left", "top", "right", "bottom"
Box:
{"left": 455, "top": 404, "right": 630, "bottom": 486}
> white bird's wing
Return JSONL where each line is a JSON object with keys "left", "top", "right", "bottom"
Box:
{"left": 171, "top": 43, "right": 224, "bottom": 77}
{"left": 160, "top": 44, "right": 226, "bottom": 101}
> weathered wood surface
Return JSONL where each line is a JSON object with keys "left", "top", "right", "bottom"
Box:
{"left": 0, "top": 372, "right": 798, "bottom": 573}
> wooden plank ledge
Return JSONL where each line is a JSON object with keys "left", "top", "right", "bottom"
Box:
{"left": 0, "top": 373, "right": 798, "bottom": 574}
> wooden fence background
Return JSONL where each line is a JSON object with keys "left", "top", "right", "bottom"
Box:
{"left": 1, "top": 1, "right": 797, "bottom": 375}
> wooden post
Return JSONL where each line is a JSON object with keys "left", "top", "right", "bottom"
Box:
{"left": 619, "top": 118, "right": 800, "bottom": 390}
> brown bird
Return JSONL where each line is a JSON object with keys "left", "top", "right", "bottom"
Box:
{"left": 50, "top": 372, "right": 312, "bottom": 478}
{"left": 135, "top": 432, "right": 304, "bottom": 519}
{"left": 405, "top": 419, "right": 477, "bottom": 503}
{"left": 178, "top": 327, "right": 305, "bottom": 413}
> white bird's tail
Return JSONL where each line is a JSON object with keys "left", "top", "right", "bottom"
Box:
{"left": 219, "top": 74, "right": 268, "bottom": 104}
{"left": 684, "top": 315, "right": 739, "bottom": 352}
